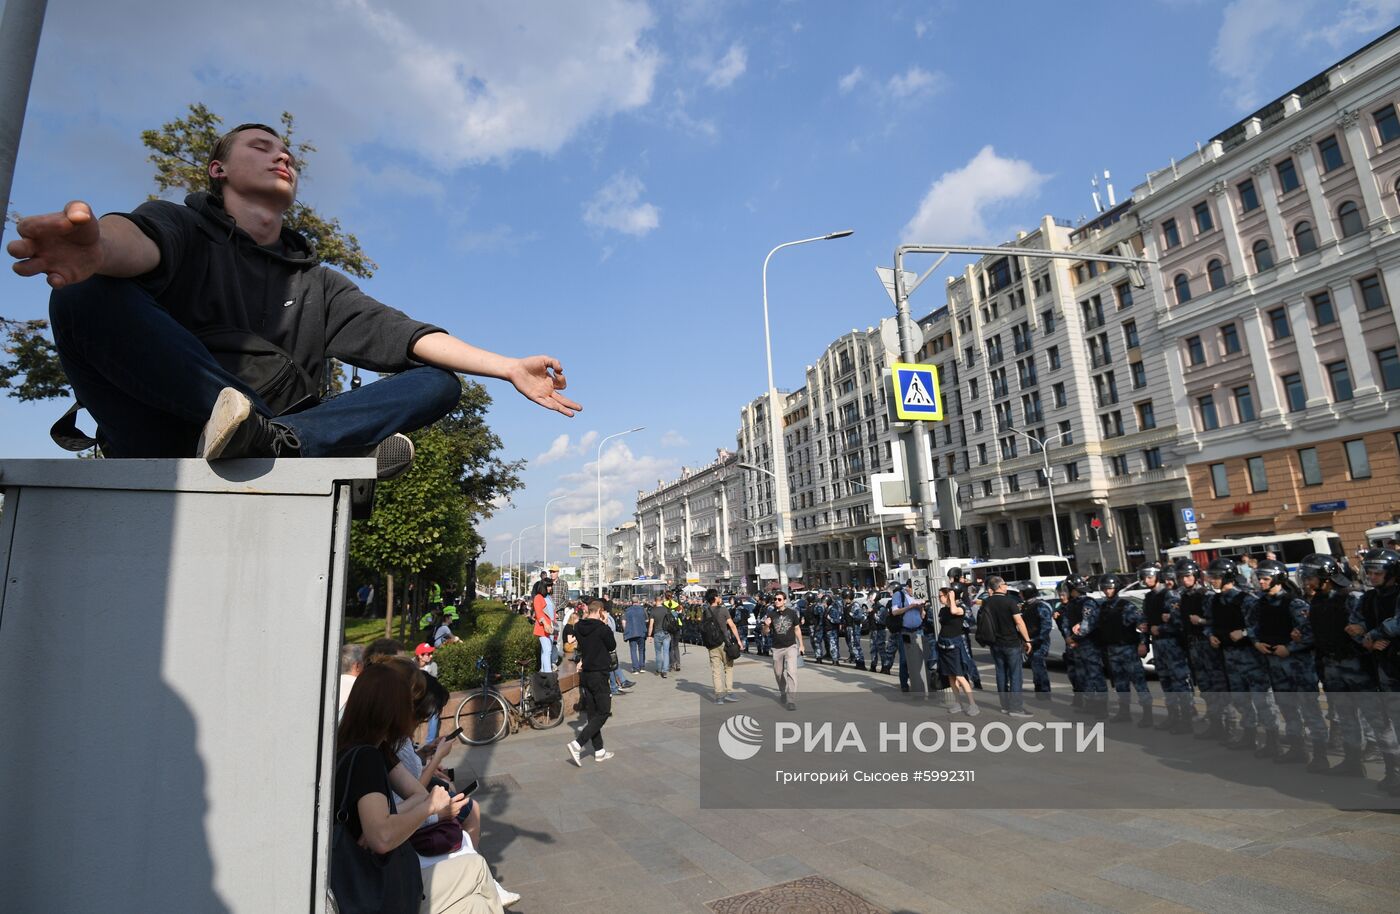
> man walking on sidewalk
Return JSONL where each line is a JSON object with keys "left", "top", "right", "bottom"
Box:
{"left": 763, "top": 592, "right": 804, "bottom": 711}
{"left": 567, "top": 600, "right": 617, "bottom": 765}
{"left": 646, "top": 598, "right": 672, "bottom": 679}
{"left": 983, "top": 576, "right": 1033, "bottom": 717}
{"left": 703, "top": 589, "right": 743, "bottom": 704}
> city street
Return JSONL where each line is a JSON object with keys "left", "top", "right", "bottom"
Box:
{"left": 447, "top": 648, "right": 1400, "bottom": 914}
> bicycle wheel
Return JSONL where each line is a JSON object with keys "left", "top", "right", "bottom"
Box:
{"left": 454, "top": 691, "right": 510, "bottom": 745}
{"left": 525, "top": 694, "right": 566, "bottom": 730}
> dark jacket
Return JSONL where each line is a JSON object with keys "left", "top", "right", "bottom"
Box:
{"left": 622, "top": 603, "right": 648, "bottom": 641}
{"left": 122, "top": 192, "right": 445, "bottom": 404}
{"left": 574, "top": 618, "right": 617, "bottom": 673}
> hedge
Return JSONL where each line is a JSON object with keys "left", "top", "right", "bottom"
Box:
{"left": 433, "top": 609, "right": 538, "bottom": 691}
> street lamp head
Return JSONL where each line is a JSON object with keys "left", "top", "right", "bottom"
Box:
{"left": 824, "top": 229, "right": 855, "bottom": 240}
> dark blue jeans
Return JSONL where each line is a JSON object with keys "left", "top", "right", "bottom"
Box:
{"left": 990, "top": 644, "right": 1026, "bottom": 712}
{"left": 49, "top": 277, "right": 460, "bottom": 457}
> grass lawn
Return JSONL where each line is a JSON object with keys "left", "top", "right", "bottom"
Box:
{"left": 341, "top": 600, "right": 510, "bottom": 647}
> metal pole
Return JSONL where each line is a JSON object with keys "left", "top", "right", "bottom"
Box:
{"left": 543, "top": 494, "right": 568, "bottom": 575}
{"left": 1008, "top": 427, "right": 1068, "bottom": 558}
{"left": 597, "top": 427, "right": 644, "bottom": 596}
{"left": 499, "top": 548, "right": 510, "bottom": 597}
{"left": 892, "top": 252, "right": 944, "bottom": 596}
{"left": 0, "top": 0, "right": 47, "bottom": 249}
{"left": 762, "top": 231, "right": 853, "bottom": 592}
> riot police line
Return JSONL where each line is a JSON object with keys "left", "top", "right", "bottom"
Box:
{"left": 700, "top": 548, "right": 1400, "bottom": 799}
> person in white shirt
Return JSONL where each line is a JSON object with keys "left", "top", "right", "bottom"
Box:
{"left": 337, "top": 643, "right": 364, "bottom": 718}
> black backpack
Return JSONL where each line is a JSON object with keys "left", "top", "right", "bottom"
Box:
{"left": 974, "top": 603, "right": 999, "bottom": 647}
{"left": 700, "top": 612, "right": 726, "bottom": 649}
{"left": 530, "top": 671, "right": 562, "bottom": 706}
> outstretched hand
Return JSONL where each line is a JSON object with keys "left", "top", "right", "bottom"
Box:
{"left": 7, "top": 201, "right": 103, "bottom": 289}
{"left": 510, "top": 355, "right": 582, "bottom": 417}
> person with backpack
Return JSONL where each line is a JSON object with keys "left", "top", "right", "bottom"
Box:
{"left": 845, "top": 593, "right": 868, "bottom": 671}
{"left": 1062, "top": 575, "right": 1109, "bottom": 719}
{"left": 978, "top": 576, "right": 1032, "bottom": 717}
{"left": 823, "top": 594, "right": 845, "bottom": 666}
{"left": 701, "top": 588, "right": 744, "bottom": 704}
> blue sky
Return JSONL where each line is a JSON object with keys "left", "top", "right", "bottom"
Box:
{"left": 2, "top": 0, "right": 1396, "bottom": 565}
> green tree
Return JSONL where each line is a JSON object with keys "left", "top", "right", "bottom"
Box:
{"left": 475, "top": 561, "right": 501, "bottom": 591}
{"left": 1, "top": 102, "right": 375, "bottom": 402}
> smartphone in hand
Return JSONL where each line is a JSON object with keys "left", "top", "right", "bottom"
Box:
{"left": 445, "top": 726, "right": 464, "bottom": 742}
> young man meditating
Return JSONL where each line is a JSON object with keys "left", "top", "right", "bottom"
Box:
{"left": 8, "top": 123, "right": 580, "bottom": 470}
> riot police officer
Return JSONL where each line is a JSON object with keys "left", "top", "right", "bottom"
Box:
{"left": 823, "top": 593, "right": 845, "bottom": 665}
{"left": 1358, "top": 548, "right": 1400, "bottom": 793}
{"left": 1019, "top": 583, "right": 1055, "bottom": 699}
{"left": 800, "top": 593, "right": 825, "bottom": 662}
{"left": 845, "top": 590, "right": 868, "bottom": 670}
{"left": 873, "top": 590, "right": 897, "bottom": 674}
{"left": 1205, "top": 557, "right": 1279, "bottom": 754}
{"left": 1178, "top": 559, "right": 1230, "bottom": 741}
{"left": 1061, "top": 574, "right": 1108, "bottom": 718}
{"left": 1142, "top": 563, "right": 1194, "bottom": 734}
{"left": 1248, "top": 559, "right": 1327, "bottom": 768}
{"left": 1302, "top": 553, "right": 1398, "bottom": 778}
{"left": 1083, "top": 573, "right": 1152, "bottom": 726}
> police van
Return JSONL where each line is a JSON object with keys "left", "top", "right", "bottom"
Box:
{"left": 1164, "top": 530, "right": 1344, "bottom": 574}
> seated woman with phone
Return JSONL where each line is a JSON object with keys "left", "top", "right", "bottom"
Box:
{"left": 334, "top": 663, "right": 504, "bottom": 914}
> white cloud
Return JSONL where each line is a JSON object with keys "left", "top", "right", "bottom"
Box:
{"left": 886, "top": 66, "right": 943, "bottom": 99}
{"left": 535, "top": 434, "right": 573, "bottom": 465}
{"left": 705, "top": 42, "right": 748, "bottom": 89}
{"left": 583, "top": 172, "right": 661, "bottom": 236}
{"left": 492, "top": 531, "right": 515, "bottom": 542}
{"left": 659, "top": 430, "right": 688, "bottom": 448}
{"left": 901, "top": 146, "right": 1048, "bottom": 244}
{"left": 1308, "top": 0, "right": 1400, "bottom": 46}
{"left": 838, "top": 66, "right": 865, "bottom": 94}
{"left": 31, "top": 0, "right": 661, "bottom": 171}
{"left": 556, "top": 442, "right": 680, "bottom": 530}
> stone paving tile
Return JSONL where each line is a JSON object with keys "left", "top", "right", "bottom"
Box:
{"left": 665, "top": 872, "right": 736, "bottom": 912}
{"left": 1324, "top": 878, "right": 1400, "bottom": 913}
{"left": 1206, "top": 873, "right": 1356, "bottom": 914}
{"left": 1095, "top": 862, "right": 1348, "bottom": 914}
{"left": 748, "top": 853, "right": 816, "bottom": 882}
{"left": 1031, "top": 888, "right": 1143, "bottom": 914}
{"left": 1122, "top": 814, "right": 1257, "bottom": 850}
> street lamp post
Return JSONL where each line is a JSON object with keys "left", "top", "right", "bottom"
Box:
{"left": 762, "top": 230, "right": 854, "bottom": 590}
{"left": 542, "top": 495, "right": 570, "bottom": 574}
{"left": 738, "top": 462, "right": 782, "bottom": 591}
{"left": 597, "top": 426, "right": 646, "bottom": 596}
{"left": 499, "top": 548, "right": 511, "bottom": 597}
{"left": 514, "top": 524, "right": 538, "bottom": 600}
{"left": 1005, "top": 427, "right": 1069, "bottom": 559}
{"left": 738, "top": 519, "right": 764, "bottom": 596}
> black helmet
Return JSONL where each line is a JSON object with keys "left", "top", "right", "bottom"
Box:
{"left": 1298, "top": 553, "right": 1352, "bottom": 588}
{"left": 1362, "top": 548, "right": 1400, "bottom": 584}
{"left": 1063, "top": 574, "right": 1090, "bottom": 595}
{"left": 1175, "top": 558, "right": 1202, "bottom": 579}
{"left": 1098, "top": 573, "right": 1125, "bottom": 593}
{"left": 1137, "top": 562, "right": 1162, "bottom": 584}
{"left": 1019, "top": 583, "right": 1040, "bottom": 602}
{"left": 1206, "top": 557, "right": 1239, "bottom": 584}
{"left": 1254, "top": 559, "right": 1289, "bottom": 586}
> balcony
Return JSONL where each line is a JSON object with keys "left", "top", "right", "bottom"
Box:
{"left": 1090, "top": 351, "right": 1113, "bottom": 369}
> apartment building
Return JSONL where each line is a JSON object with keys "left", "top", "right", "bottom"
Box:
{"left": 1134, "top": 27, "right": 1400, "bottom": 549}
{"left": 633, "top": 449, "right": 743, "bottom": 588}
{"left": 604, "top": 520, "right": 639, "bottom": 583}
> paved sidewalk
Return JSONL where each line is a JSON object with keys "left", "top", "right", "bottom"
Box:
{"left": 445, "top": 649, "right": 1400, "bottom": 914}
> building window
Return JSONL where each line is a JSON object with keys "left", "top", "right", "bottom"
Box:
{"left": 1065, "top": 461, "right": 1081, "bottom": 482}
{"left": 1162, "top": 218, "right": 1181, "bottom": 249}
{"left": 1100, "top": 410, "right": 1124, "bottom": 437}
{"left": 1116, "top": 282, "right": 1133, "bottom": 310}
{"left": 1238, "top": 178, "right": 1260, "bottom": 213}
{"left": 1186, "top": 335, "right": 1205, "bottom": 365}
{"left": 1006, "top": 474, "right": 1020, "bottom": 493}
{"left": 1318, "top": 135, "right": 1344, "bottom": 172}
{"left": 1053, "top": 382, "right": 1066, "bottom": 408}
{"left": 1376, "top": 346, "right": 1400, "bottom": 391}
{"left": 1137, "top": 400, "right": 1156, "bottom": 430}
{"left": 1207, "top": 259, "right": 1227, "bottom": 290}
{"left": 1210, "top": 463, "right": 1230, "bottom": 497}
{"left": 1143, "top": 447, "right": 1163, "bottom": 470}
{"left": 1193, "top": 201, "right": 1214, "bottom": 233}
{"left": 1338, "top": 201, "right": 1365, "bottom": 238}
{"left": 1311, "top": 290, "right": 1335, "bottom": 325}
{"left": 1345, "top": 438, "right": 1372, "bottom": 479}
{"left": 1109, "top": 455, "right": 1129, "bottom": 477}
{"left": 977, "top": 442, "right": 987, "bottom": 465}
{"left": 1059, "top": 420, "right": 1073, "bottom": 445}
{"left": 1130, "top": 360, "right": 1147, "bottom": 389}
{"left": 1048, "top": 345, "right": 1061, "bottom": 370}
{"left": 1375, "top": 104, "right": 1400, "bottom": 144}
{"left": 1359, "top": 274, "right": 1387, "bottom": 312}
{"left": 973, "top": 410, "right": 984, "bottom": 432}
{"left": 1123, "top": 320, "right": 1140, "bottom": 349}
{"left": 1294, "top": 221, "right": 1317, "bottom": 255}
{"left": 1282, "top": 372, "right": 1306, "bottom": 412}
{"left": 1247, "top": 456, "right": 1268, "bottom": 492}
{"left": 1298, "top": 447, "right": 1323, "bottom": 486}
{"left": 1041, "top": 309, "right": 1056, "bottom": 333}
{"left": 1327, "top": 360, "right": 1354, "bottom": 402}
{"left": 1267, "top": 307, "right": 1291, "bottom": 340}
{"left": 1233, "top": 385, "right": 1255, "bottom": 422}
{"left": 1221, "top": 323, "right": 1241, "bottom": 354}
{"left": 1252, "top": 239, "right": 1275, "bottom": 272}
{"left": 1276, "top": 157, "right": 1300, "bottom": 193}
{"left": 1198, "top": 394, "right": 1219, "bottom": 431}
{"left": 1174, "top": 273, "right": 1192, "bottom": 304}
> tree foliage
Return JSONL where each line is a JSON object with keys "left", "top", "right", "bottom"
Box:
{"left": 2, "top": 102, "right": 377, "bottom": 401}
{"left": 475, "top": 562, "right": 501, "bottom": 590}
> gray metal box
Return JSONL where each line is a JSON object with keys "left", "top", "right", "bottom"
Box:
{"left": 0, "top": 458, "right": 374, "bottom": 913}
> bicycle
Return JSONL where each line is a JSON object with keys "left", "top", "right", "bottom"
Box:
{"left": 453, "top": 656, "right": 565, "bottom": 745}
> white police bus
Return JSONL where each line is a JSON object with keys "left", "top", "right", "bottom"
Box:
{"left": 604, "top": 577, "right": 670, "bottom": 604}
{"left": 1165, "top": 530, "right": 1344, "bottom": 574}
{"left": 963, "top": 555, "right": 1072, "bottom": 591}
{"left": 1366, "top": 522, "right": 1400, "bottom": 548}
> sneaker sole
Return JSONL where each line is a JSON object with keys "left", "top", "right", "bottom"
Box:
{"left": 197, "top": 389, "right": 252, "bottom": 460}
{"left": 375, "top": 433, "right": 415, "bottom": 480}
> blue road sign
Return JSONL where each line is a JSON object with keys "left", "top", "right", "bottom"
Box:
{"left": 889, "top": 362, "right": 943, "bottom": 421}
{"left": 1181, "top": 507, "right": 1196, "bottom": 525}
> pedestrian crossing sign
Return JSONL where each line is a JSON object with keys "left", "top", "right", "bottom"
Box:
{"left": 889, "top": 362, "right": 943, "bottom": 421}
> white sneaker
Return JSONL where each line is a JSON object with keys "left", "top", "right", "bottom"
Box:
{"left": 566, "top": 740, "right": 582, "bottom": 767}
{"left": 497, "top": 886, "right": 521, "bottom": 908}
{"left": 722, "top": 694, "right": 741, "bottom": 703}
{"left": 594, "top": 749, "right": 615, "bottom": 761}
{"left": 965, "top": 705, "right": 982, "bottom": 717}
{"left": 1007, "top": 709, "right": 1033, "bottom": 718}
